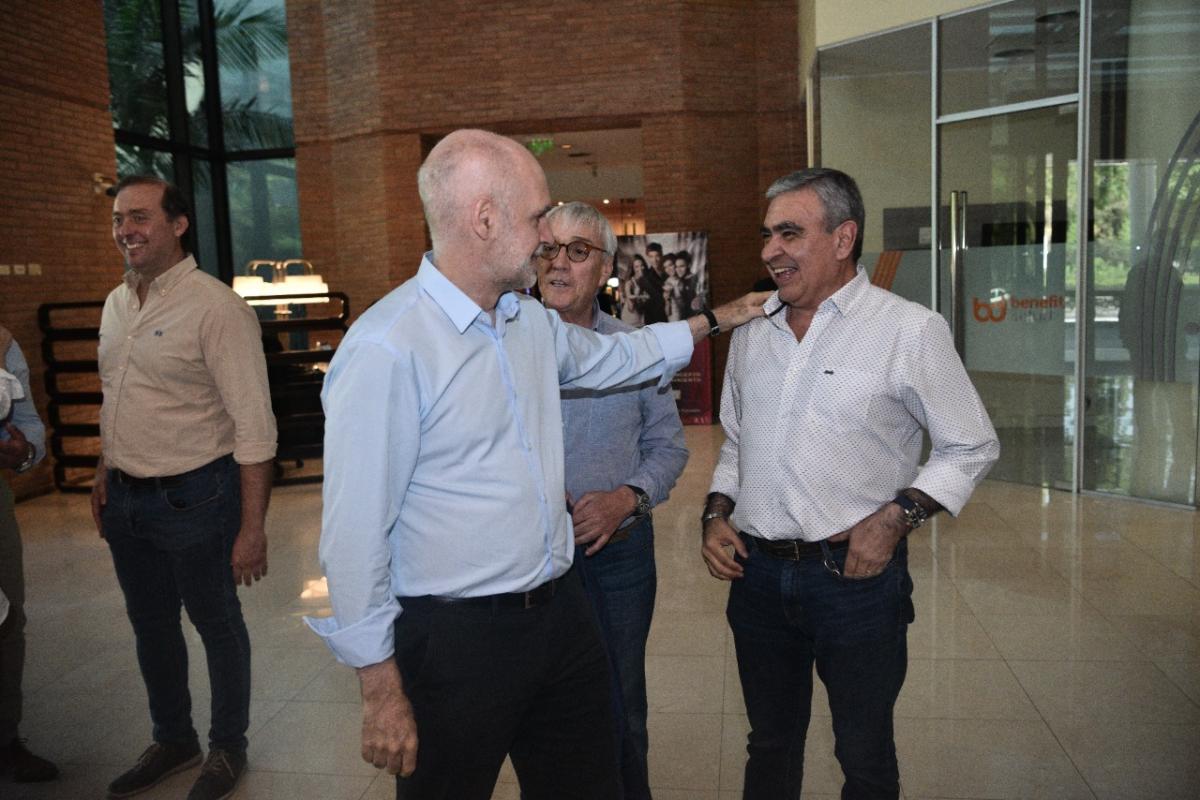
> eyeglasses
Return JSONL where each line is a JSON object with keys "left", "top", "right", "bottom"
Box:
{"left": 535, "top": 240, "right": 609, "bottom": 263}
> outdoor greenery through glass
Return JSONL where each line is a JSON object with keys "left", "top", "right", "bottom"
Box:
{"left": 102, "top": 0, "right": 299, "bottom": 282}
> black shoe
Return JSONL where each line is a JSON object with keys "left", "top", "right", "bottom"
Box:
{"left": 0, "top": 737, "right": 59, "bottom": 782}
{"left": 185, "top": 748, "right": 246, "bottom": 800}
{"left": 107, "top": 740, "right": 202, "bottom": 798}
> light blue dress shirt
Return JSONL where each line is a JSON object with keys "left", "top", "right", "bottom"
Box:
{"left": 307, "top": 255, "right": 694, "bottom": 668}
{"left": 1, "top": 341, "right": 46, "bottom": 467}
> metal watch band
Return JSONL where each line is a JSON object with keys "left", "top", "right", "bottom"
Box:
{"left": 625, "top": 484, "right": 651, "bottom": 517}
{"left": 891, "top": 492, "right": 928, "bottom": 530}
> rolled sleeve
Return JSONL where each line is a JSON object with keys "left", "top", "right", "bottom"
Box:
{"left": 555, "top": 313, "right": 693, "bottom": 391}
{"left": 645, "top": 320, "right": 694, "bottom": 387}
{"left": 305, "top": 597, "right": 401, "bottom": 668}
{"left": 305, "top": 338, "right": 419, "bottom": 667}
{"left": 205, "top": 299, "right": 278, "bottom": 465}
{"left": 905, "top": 316, "right": 999, "bottom": 516}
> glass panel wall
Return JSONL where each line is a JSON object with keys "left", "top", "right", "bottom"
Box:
{"left": 818, "top": 24, "right": 933, "bottom": 308}
{"left": 939, "top": 0, "right": 1080, "bottom": 115}
{"left": 215, "top": 0, "right": 294, "bottom": 151}
{"left": 103, "top": 0, "right": 299, "bottom": 283}
{"left": 1082, "top": 0, "right": 1200, "bottom": 502}
{"left": 226, "top": 158, "right": 301, "bottom": 271}
{"left": 816, "top": 0, "right": 1200, "bottom": 504}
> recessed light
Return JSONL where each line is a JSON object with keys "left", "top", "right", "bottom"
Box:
{"left": 560, "top": 144, "right": 573, "bottom": 150}
{"left": 602, "top": 199, "right": 610, "bottom": 205}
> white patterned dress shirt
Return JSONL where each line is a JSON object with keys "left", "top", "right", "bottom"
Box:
{"left": 710, "top": 267, "right": 999, "bottom": 541}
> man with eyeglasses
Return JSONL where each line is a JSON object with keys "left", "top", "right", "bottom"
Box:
{"left": 536, "top": 202, "right": 688, "bottom": 800}
{"left": 311, "top": 129, "right": 769, "bottom": 800}
{"left": 701, "top": 168, "right": 998, "bottom": 800}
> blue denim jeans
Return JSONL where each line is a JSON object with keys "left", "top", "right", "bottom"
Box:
{"left": 103, "top": 455, "right": 251, "bottom": 753}
{"left": 727, "top": 535, "right": 914, "bottom": 800}
{"left": 576, "top": 516, "right": 656, "bottom": 800}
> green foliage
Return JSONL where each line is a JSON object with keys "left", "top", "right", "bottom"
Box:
{"left": 103, "top": 0, "right": 293, "bottom": 154}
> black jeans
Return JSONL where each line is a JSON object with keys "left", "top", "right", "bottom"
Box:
{"left": 104, "top": 455, "right": 250, "bottom": 753}
{"left": 727, "top": 536, "right": 914, "bottom": 800}
{"left": 394, "top": 567, "right": 621, "bottom": 800}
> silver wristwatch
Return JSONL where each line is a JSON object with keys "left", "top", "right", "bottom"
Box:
{"left": 891, "top": 492, "right": 928, "bottom": 530}
{"left": 15, "top": 442, "right": 36, "bottom": 473}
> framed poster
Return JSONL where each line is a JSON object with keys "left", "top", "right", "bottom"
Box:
{"left": 615, "top": 232, "right": 713, "bottom": 424}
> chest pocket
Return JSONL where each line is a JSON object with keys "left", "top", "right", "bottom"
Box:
{"left": 803, "top": 368, "right": 886, "bottom": 433}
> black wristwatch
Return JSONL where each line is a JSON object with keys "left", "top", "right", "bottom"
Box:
{"left": 626, "top": 484, "right": 651, "bottom": 517}
{"left": 891, "top": 492, "right": 928, "bottom": 530}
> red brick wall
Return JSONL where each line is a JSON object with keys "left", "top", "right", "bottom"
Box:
{"left": 0, "top": 2, "right": 117, "bottom": 497}
{"left": 287, "top": 0, "right": 805, "bottom": 390}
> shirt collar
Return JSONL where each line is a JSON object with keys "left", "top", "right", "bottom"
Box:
{"left": 764, "top": 265, "right": 869, "bottom": 329}
{"left": 123, "top": 254, "right": 197, "bottom": 295}
{"left": 587, "top": 299, "right": 603, "bottom": 331}
{"left": 416, "top": 253, "right": 521, "bottom": 334}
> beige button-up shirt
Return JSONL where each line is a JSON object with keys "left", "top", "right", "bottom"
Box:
{"left": 99, "top": 255, "right": 277, "bottom": 478}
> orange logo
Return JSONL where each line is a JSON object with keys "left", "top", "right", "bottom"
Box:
{"left": 972, "top": 294, "right": 1064, "bottom": 323}
{"left": 973, "top": 296, "right": 1007, "bottom": 323}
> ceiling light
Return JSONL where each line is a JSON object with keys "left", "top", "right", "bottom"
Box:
{"left": 602, "top": 199, "right": 610, "bottom": 205}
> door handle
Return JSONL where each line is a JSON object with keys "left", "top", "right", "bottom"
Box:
{"left": 948, "top": 190, "right": 968, "bottom": 356}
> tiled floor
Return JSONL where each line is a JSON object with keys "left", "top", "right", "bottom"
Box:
{"left": 7, "top": 426, "right": 1200, "bottom": 799}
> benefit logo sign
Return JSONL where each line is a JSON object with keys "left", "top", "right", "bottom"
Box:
{"left": 973, "top": 293, "right": 1066, "bottom": 323}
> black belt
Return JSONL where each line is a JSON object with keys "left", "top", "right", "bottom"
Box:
{"left": 746, "top": 533, "right": 849, "bottom": 561}
{"left": 108, "top": 455, "right": 232, "bottom": 490}
{"left": 400, "top": 572, "right": 566, "bottom": 612}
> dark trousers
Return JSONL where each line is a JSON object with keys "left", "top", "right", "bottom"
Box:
{"left": 394, "top": 567, "right": 621, "bottom": 800}
{"left": 0, "top": 481, "right": 26, "bottom": 744}
{"left": 103, "top": 455, "right": 251, "bottom": 753}
{"left": 576, "top": 516, "right": 656, "bottom": 800}
{"left": 727, "top": 536, "right": 914, "bottom": 800}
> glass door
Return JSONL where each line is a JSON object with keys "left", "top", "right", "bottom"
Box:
{"left": 939, "top": 106, "right": 1080, "bottom": 488}
{"left": 935, "top": 0, "right": 1083, "bottom": 489}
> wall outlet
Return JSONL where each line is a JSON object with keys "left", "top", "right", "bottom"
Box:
{"left": 28, "top": 263, "right": 42, "bottom": 275}
{"left": 12, "top": 263, "right": 26, "bottom": 275}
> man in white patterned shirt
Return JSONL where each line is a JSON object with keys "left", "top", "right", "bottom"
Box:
{"left": 701, "top": 168, "right": 999, "bottom": 800}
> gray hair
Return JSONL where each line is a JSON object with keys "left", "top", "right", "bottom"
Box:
{"left": 766, "top": 167, "right": 865, "bottom": 262}
{"left": 545, "top": 201, "right": 617, "bottom": 265}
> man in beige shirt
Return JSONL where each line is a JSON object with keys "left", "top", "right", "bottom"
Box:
{"left": 91, "top": 176, "right": 277, "bottom": 800}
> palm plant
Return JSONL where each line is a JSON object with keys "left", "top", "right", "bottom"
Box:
{"left": 104, "top": 0, "right": 293, "bottom": 176}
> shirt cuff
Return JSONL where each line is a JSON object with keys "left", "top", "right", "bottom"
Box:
{"left": 910, "top": 463, "right": 982, "bottom": 517}
{"left": 647, "top": 321, "right": 694, "bottom": 388}
{"left": 304, "top": 598, "right": 400, "bottom": 668}
{"left": 233, "top": 440, "right": 278, "bottom": 465}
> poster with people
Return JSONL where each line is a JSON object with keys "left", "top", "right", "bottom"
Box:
{"left": 615, "top": 232, "right": 713, "bottom": 424}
